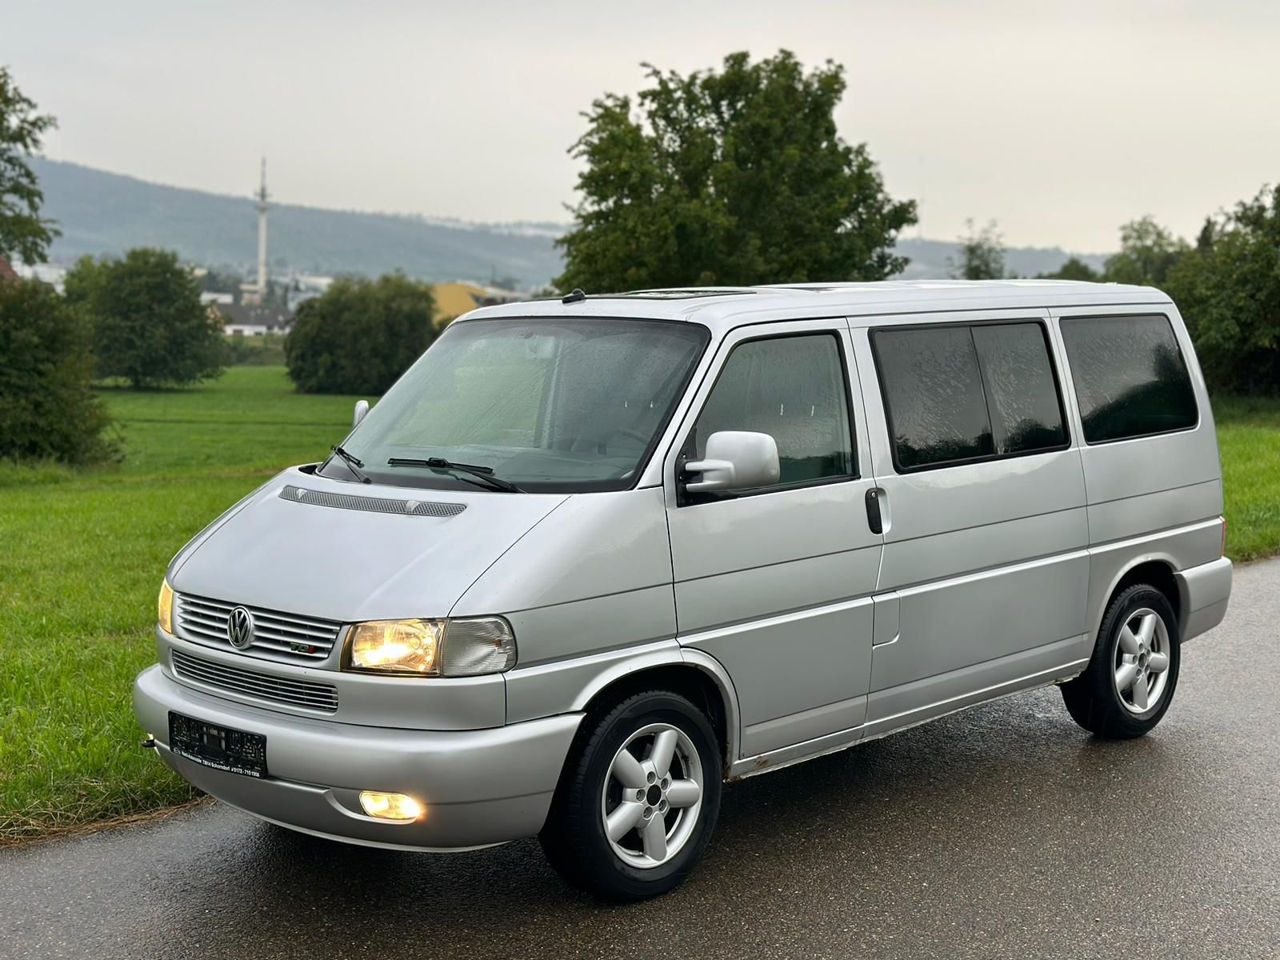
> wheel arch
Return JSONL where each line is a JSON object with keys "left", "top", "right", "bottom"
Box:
{"left": 571, "top": 650, "right": 741, "bottom": 774}
{"left": 1096, "top": 556, "right": 1183, "bottom": 640}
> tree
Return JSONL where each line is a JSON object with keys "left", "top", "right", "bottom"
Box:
{"left": 951, "top": 219, "right": 1005, "bottom": 280}
{"left": 1038, "top": 256, "right": 1100, "bottom": 281}
{"left": 1166, "top": 185, "right": 1280, "bottom": 394}
{"left": 0, "top": 66, "right": 59, "bottom": 264}
{"left": 0, "top": 277, "right": 113, "bottom": 463}
{"left": 66, "top": 248, "right": 225, "bottom": 388}
{"left": 285, "top": 274, "right": 436, "bottom": 394}
{"left": 1102, "top": 216, "right": 1188, "bottom": 287}
{"left": 555, "top": 50, "right": 917, "bottom": 291}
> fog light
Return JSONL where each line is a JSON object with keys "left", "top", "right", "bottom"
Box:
{"left": 359, "top": 791, "right": 423, "bottom": 821}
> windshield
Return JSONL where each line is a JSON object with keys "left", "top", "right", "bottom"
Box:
{"left": 321, "top": 317, "right": 709, "bottom": 492}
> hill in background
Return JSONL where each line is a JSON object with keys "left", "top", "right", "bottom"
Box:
{"left": 30, "top": 158, "right": 1108, "bottom": 286}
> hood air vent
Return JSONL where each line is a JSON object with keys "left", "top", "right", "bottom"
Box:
{"left": 280, "top": 485, "right": 466, "bottom": 518}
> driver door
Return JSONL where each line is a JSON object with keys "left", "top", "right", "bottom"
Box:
{"left": 664, "top": 319, "right": 883, "bottom": 760}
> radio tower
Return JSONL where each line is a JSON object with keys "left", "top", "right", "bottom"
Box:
{"left": 253, "top": 157, "right": 269, "bottom": 299}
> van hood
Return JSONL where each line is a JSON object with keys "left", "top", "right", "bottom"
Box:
{"left": 167, "top": 467, "right": 567, "bottom": 623}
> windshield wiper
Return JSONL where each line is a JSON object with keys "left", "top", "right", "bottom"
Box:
{"left": 329, "top": 445, "right": 371, "bottom": 484}
{"left": 387, "top": 457, "right": 523, "bottom": 493}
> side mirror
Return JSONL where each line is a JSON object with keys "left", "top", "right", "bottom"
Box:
{"left": 684, "top": 431, "right": 780, "bottom": 493}
{"left": 352, "top": 399, "right": 370, "bottom": 427}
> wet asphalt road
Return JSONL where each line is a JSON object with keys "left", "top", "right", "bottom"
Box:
{"left": 3, "top": 560, "right": 1277, "bottom": 960}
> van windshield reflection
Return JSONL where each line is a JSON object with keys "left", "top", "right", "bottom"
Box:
{"left": 319, "top": 317, "right": 709, "bottom": 493}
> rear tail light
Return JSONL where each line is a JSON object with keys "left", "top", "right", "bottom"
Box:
{"left": 1220, "top": 516, "right": 1228, "bottom": 558}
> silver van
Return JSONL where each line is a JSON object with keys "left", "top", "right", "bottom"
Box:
{"left": 134, "top": 280, "right": 1233, "bottom": 900}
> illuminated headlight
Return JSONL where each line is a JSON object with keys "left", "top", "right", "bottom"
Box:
{"left": 345, "top": 616, "right": 516, "bottom": 677}
{"left": 158, "top": 580, "right": 174, "bottom": 634}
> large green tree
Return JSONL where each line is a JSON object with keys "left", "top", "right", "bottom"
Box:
{"left": 0, "top": 277, "right": 113, "bottom": 463}
{"left": 285, "top": 274, "right": 435, "bottom": 394}
{"left": 555, "top": 50, "right": 917, "bottom": 291}
{"left": 951, "top": 219, "right": 1005, "bottom": 280}
{"left": 1102, "top": 216, "right": 1188, "bottom": 287}
{"left": 66, "top": 248, "right": 225, "bottom": 388}
{"left": 1166, "top": 185, "right": 1280, "bottom": 394}
{"left": 0, "top": 66, "right": 58, "bottom": 264}
{"left": 1038, "top": 256, "right": 1100, "bottom": 281}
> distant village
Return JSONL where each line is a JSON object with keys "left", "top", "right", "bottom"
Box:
{"left": 5, "top": 159, "right": 528, "bottom": 337}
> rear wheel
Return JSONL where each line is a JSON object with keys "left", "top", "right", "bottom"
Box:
{"left": 539, "top": 690, "right": 722, "bottom": 901}
{"left": 1061, "top": 584, "right": 1180, "bottom": 738}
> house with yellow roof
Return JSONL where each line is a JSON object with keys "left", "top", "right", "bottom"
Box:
{"left": 431, "top": 282, "right": 523, "bottom": 329}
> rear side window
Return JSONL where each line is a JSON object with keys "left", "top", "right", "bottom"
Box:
{"left": 1060, "top": 314, "right": 1198, "bottom": 443}
{"left": 872, "top": 326, "right": 993, "bottom": 469}
{"left": 971, "top": 324, "right": 1068, "bottom": 455}
{"left": 872, "top": 321, "right": 1067, "bottom": 471}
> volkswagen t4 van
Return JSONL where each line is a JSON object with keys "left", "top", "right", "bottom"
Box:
{"left": 134, "top": 280, "right": 1232, "bottom": 900}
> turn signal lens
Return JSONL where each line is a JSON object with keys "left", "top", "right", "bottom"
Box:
{"left": 359, "top": 791, "right": 423, "bottom": 821}
{"left": 441, "top": 617, "right": 517, "bottom": 676}
{"left": 158, "top": 580, "right": 174, "bottom": 634}
{"left": 348, "top": 619, "right": 443, "bottom": 674}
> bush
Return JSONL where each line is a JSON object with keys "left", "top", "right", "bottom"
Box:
{"left": 0, "top": 278, "right": 114, "bottom": 463}
{"left": 66, "top": 248, "right": 226, "bottom": 389}
{"left": 284, "top": 274, "right": 435, "bottom": 394}
{"left": 1167, "top": 186, "right": 1280, "bottom": 395}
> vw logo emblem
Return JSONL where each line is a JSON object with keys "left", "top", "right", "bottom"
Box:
{"left": 227, "top": 607, "right": 255, "bottom": 649}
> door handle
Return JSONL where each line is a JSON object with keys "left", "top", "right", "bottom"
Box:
{"left": 865, "top": 487, "right": 884, "bottom": 535}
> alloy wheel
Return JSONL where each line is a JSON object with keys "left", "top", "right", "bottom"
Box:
{"left": 1113, "top": 607, "right": 1172, "bottom": 714}
{"left": 599, "top": 722, "right": 704, "bottom": 869}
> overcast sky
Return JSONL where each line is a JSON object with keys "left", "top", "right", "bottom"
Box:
{"left": 8, "top": 0, "right": 1279, "bottom": 251}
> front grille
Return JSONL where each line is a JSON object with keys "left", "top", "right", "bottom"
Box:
{"left": 171, "top": 649, "right": 339, "bottom": 714}
{"left": 175, "top": 594, "right": 343, "bottom": 661}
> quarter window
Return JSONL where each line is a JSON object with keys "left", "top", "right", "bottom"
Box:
{"left": 1060, "top": 314, "right": 1198, "bottom": 443}
{"left": 872, "top": 321, "right": 1067, "bottom": 471}
{"left": 689, "top": 333, "right": 855, "bottom": 489}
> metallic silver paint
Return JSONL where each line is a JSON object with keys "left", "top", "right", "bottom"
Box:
{"left": 134, "top": 281, "right": 1232, "bottom": 851}
{"left": 664, "top": 319, "right": 883, "bottom": 758}
{"left": 135, "top": 664, "right": 581, "bottom": 848}
{"left": 1176, "top": 556, "right": 1233, "bottom": 641}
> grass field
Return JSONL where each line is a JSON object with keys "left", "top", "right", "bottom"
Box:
{"left": 1, "top": 370, "right": 1278, "bottom": 841}
{"left": 0, "top": 367, "right": 360, "bottom": 841}
{"left": 1214, "top": 397, "right": 1280, "bottom": 562}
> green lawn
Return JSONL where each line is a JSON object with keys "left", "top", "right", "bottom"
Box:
{"left": 1215, "top": 397, "right": 1280, "bottom": 561}
{"left": 0, "top": 374, "right": 1277, "bottom": 841}
{"left": 0, "top": 367, "right": 360, "bottom": 841}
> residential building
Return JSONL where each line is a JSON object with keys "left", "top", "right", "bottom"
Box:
{"left": 217, "top": 302, "right": 293, "bottom": 337}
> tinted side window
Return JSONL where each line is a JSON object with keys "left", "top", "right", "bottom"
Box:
{"left": 872, "top": 326, "right": 994, "bottom": 469}
{"left": 971, "top": 323, "right": 1067, "bottom": 455}
{"left": 692, "top": 334, "right": 854, "bottom": 487}
{"left": 1060, "top": 315, "right": 1198, "bottom": 443}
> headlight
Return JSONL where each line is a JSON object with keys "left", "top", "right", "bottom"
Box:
{"left": 158, "top": 580, "right": 174, "bottom": 634}
{"left": 345, "top": 616, "right": 516, "bottom": 677}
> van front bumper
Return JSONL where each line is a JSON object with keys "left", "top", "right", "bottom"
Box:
{"left": 133, "top": 665, "right": 583, "bottom": 850}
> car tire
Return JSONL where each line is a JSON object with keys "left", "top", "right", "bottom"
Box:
{"left": 1061, "top": 584, "right": 1181, "bottom": 739}
{"left": 539, "top": 690, "right": 722, "bottom": 902}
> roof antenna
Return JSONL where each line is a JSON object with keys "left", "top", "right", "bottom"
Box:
{"left": 561, "top": 288, "right": 586, "bottom": 304}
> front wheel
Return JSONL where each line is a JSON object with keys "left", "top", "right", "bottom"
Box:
{"left": 539, "top": 690, "right": 722, "bottom": 901}
{"left": 1061, "top": 584, "right": 1181, "bottom": 738}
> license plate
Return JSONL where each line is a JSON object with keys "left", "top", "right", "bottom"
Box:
{"left": 168, "top": 712, "right": 268, "bottom": 778}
